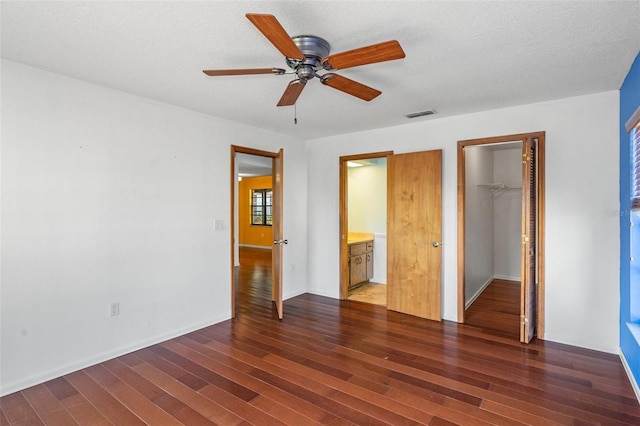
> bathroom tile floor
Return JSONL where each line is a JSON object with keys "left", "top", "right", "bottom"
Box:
{"left": 347, "top": 282, "right": 386, "bottom": 306}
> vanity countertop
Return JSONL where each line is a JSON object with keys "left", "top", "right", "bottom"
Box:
{"left": 347, "top": 232, "right": 375, "bottom": 245}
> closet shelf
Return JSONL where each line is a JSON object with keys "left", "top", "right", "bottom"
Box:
{"left": 477, "top": 183, "right": 521, "bottom": 195}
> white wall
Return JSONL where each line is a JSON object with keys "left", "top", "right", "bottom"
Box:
{"left": 306, "top": 90, "right": 620, "bottom": 354}
{"left": 0, "top": 60, "right": 308, "bottom": 395}
{"left": 348, "top": 161, "right": 387, "bottom": 233}
{"left": 464, "top": 146, "right": 495, "bottom": 302}
{"left": 0, "top": 60, "right": 622, "bottom": 397}
{"left": 371, "top": 234, "right": 387, "bottom": 284}
{"left": 493, "top": 147, "right": 523, "bottom": 280}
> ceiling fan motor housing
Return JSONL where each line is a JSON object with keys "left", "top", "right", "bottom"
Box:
{"left": 286, "top": 35, "right": 331, "bottom": 80}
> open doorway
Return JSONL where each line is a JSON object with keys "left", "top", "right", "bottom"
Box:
{"left": 457, "top": 132, "right": 545, "bottom": 343}
{"left": 340, "top": 149, "right": 443, "bottom": 322}
{"left": 461, "top": 141, "right": 523, "bottom": 338}
{"left": 230, "top": 146, "right": 284, "bottom": 319}
{"left": 339, "top": 152, "right": 392, "bottom": 304}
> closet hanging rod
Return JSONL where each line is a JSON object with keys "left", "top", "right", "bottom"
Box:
{"left": 477, "top": 183, "right": 521, "bottom": 190}
{"left": 477, "top": 183, "right": 521, "bottom": 197}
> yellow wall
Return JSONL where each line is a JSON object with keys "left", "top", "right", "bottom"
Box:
{"left": 238, "top": 176, "right": 273, "bottom": 247}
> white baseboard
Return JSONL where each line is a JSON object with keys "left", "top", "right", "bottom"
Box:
{"left": 493, "top": 275, "right": 520, "bottom": 282}
{"left": 308, "top": 288, "right": 340, "bottom": 299}
{"left": 0, "top": 314, "right": 230, "bottom": 397}
{"left": 465, "top": 275, "right": 520, "bottom": 309}
{"left": 284, "top": 289, "right": 307, "bottom": 300}
{"left": 465, "top": 276, "right": 494, "bottom": 309}
{"left": 620, "top": 349, "right": 640, "bottom": 404}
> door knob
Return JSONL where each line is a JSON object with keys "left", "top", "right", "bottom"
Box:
{"left": 273, "top": 239, "right": 289, "bottom": 245}
{"left": 432, "top": 241, "right": 442, "bottom": 248}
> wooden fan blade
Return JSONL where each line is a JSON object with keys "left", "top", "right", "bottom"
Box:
{"left": 203, "top": 68, "right": 285, "bottom": 76}
{"left": 246, "top": 14, "right": 304, "bottom": 60}
{"left": 277, "top": 80, "right": 306, "bottom": 106}
{"left": 322, "top": 40, "right": 405, "bottom": 70}
{"left": 321, "top": 73, "right": 381, "bottom": 101}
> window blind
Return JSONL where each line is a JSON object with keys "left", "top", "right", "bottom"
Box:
{"left": 632, "top": 124, "right": 640, "bottom": 209}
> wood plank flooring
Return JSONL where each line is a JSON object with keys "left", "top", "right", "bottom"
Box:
{"left": 2, "top": 248, "right": 639, "bottom": 425}
{"left": 464, "top": 279, "right": 521, "bottom": 339}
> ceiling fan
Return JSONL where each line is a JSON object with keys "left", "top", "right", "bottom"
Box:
{"left": 203, "top": 13, "right": 406, "bottom": 107}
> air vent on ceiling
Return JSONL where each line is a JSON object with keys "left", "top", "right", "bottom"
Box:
{"left": 405, "top": 109, "right": 437, "bottom": 119}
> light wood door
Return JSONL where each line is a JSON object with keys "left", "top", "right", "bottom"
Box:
{"left": 520, "top": 138, "right": 537, "bottom": 342}
{"left": 272, "top": 149, "right": 284, "bottom": 319}
{"left": 387, "top": 150, "right": 442, "bottom": 320}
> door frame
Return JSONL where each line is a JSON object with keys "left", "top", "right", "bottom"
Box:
{"left": 339, "top": 151, "right": 393, "bottom": 299}
{"left": 230, "top": 145, "right": 282, "bottom": 318}
{"left": 456, "top": 132, "right": 546, "bottom": 339}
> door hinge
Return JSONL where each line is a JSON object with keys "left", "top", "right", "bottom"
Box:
{"left": 521, "top": 315, "right": 529, "bottom": 325}
{"left": 522, "top": 234, "right": 529, "bottom": 244}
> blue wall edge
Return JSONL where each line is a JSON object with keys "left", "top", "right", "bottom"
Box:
{"left": 620, "top": 51, "right": 640, "bottom": 402}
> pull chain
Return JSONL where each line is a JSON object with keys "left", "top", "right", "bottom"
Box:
{"left": 294, "top": 103, "right": 297, "bottom": 125}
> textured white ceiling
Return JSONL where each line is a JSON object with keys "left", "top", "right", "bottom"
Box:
{"left": 2, "top": 1, "right": 639, "bottom": 140}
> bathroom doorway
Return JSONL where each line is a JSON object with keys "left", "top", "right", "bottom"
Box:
{"left": 339, "top": 151, "right": 391, "bottom": 305}
{"left": 339, "top": 148, "right": 444, "bottom": 323}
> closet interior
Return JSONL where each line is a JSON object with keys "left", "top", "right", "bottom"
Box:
{"left": 464, "top": 142, "right": 523, "bottom": 336}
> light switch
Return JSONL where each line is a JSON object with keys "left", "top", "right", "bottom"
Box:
{"left": 215, "top": 219, "right": 224, "bottom": 230}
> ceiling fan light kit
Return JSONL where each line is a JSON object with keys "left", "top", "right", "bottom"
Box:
{"left": 203, "top": 13, "right": 405, "bottom": 107}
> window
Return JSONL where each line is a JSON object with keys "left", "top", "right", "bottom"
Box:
{"left": 631, "top": 123, "right": 640, "bottom": 209}
{"left": 628, "top": 111, "right": 640, "bottom": 324}
{"left": 251, "top": 188, "right": 272, "bottom": 226}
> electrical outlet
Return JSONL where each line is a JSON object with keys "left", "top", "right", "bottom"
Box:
{"left": 110, "top": 302, "right": 120, "bottom": 316}
{"left": 214, "top": 219, "right": 224, "bottom": 230}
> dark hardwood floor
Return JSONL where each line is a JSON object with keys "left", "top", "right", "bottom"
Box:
{"left": 2, "top": 248, "right": 639, "bottom": 425}
{"left": 464, "top": 279, "right": 521, "bottom": 339}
